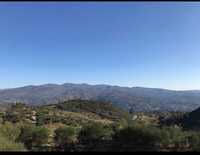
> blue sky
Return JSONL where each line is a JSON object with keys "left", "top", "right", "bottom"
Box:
{"left": 0, "top": 2, "right": 200, "bottom": 90}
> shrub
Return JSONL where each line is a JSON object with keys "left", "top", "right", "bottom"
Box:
{"left": 54, "top": 126, "right": 77, "bottom": 151}
{"left": 3, "top": 112, "right": 21, "bottom": 123}
{"left": 36, "top": 111, "right": 48, "bottom": 126}
{"left": 188, "top": 132, "right": 200, "bottom": 151}
{"left": 78, "top": 123, "right": 112, "bottom": 143}
{"left": 77, "top": 123, "right": 114, "bottom": 151}
{"left": 17, "top": 125, "right": 49, "bottom": 150}
{"left": 0, "top": 135, "right": 26, "bottom": 151}
{"left": 159, "top": 126, "right": 189, "bottom": 150}
{"left": 112, "top": 125, "right": 161, "bottom": 151}
{"left": 0, "top": 122, "right": 21, "bottom": 142}
{"left": 0, "top": 121, "right": 26, "bottom": 151}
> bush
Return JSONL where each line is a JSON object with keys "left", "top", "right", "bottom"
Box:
{"left": 3, "top": 112, "right": 21, "bottom": 123}
{"left": 36, "top": 111, "right": 48, "bottom": 126}
{"left": 0, "top": 122, "right": 26, "bottom": 151}
{"left": 77, "top": 123, "right": 114, "bottom": 151}
{"left": 112, "top": 125, "right": 161, "bottom": 151}
{"left": 54, "top": 126, "right": 77, "bottom": 151}
{"left": 159, "top": 126, "right": 189, "bottom": 150}
{"left": 0, "top": 122, "right": 21, "bottom": 142}
{"left": 188, "top": 132, "right": 200, "bottom": 151}
{"left": 78, "top": 123, "right": 112, "bottom": 143}
{"left": 17, "top": 125, "right": 49, "bottom": 150}
{"left": 0, "top": 135, "right": 26, "bottom": 151}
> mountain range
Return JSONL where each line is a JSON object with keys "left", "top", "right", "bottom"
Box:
{"left": 0, "top": 83, "right": 200, "bottom": 112}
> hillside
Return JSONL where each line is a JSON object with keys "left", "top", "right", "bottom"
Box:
{"left": 182, "top": 107, "right": 200, "bottom": 130}
{"left": 2, "top": 100, "right": 130, "bottom": 127}
{"left": 1, "top": 100, "right": 200, "bottom": 152}
{"left": 0, "top": 83, "right": 200, "bottom": 112}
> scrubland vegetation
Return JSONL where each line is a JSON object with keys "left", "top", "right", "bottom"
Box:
{"left": 0, "top": 100, "right": 200, "bottom": 152}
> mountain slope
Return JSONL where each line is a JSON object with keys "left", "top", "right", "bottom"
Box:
{"left": 0, "top": 83, "right": 200, "bottom": 112}
{"left": 182, "top": 107, "right": 200, "bottom": 130}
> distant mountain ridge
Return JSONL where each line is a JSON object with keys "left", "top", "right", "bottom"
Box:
{"left": 0, "top": 83, "right": 200, "bottom": 112}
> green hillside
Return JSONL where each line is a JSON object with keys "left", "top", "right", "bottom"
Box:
{"left": 1, "top": 100, "right": 200, "bottom": 152}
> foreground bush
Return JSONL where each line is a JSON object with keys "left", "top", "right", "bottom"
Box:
{"left": 54, "top": 126, "right": 77, "bottom": 151}
{"left": 78, "top": 123, "right": 114, "bottom": 151}
{"left": 159, "top": 126, "right": 189, "bottom": 151}
{"left": 111, "top": 125, "right": 161, "bottom": 151}
{"left": 79, "top": 123, "right": 113, "bottom": 142}
{"left": 0, "top": 122, "right": 21, "bottom": 142}
{"left": 0, "top": 135, "right": 25, "bottom": 151}
{"left": 17, "top": 125, "right": 49, "bottom": 151}
{"left": 0, "top": 122, "right": 26, "bottom": 151}
{"left": 188, "top": 132, "right": 200, "bottom": 151}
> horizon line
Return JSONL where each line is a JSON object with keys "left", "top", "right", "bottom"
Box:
{"left": 0, "top": 82, "right": 200, "bottom": 92}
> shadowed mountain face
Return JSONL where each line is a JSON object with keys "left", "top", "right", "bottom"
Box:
{"left": 0, "top": 83, "right": 200, "bottom": 112}
{"left": 182, "top": 107, "right": 200, "bottom": 130}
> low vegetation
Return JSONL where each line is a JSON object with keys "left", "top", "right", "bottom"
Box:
{"left": 0, "top": 100, "right": 200, "bottom": 152}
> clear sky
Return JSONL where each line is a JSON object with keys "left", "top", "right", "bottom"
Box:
{"left": 0, "top": 2, "right": 200, "bottom": 90}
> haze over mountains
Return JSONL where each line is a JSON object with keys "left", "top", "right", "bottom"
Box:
{"left": 0, "top": 83, "right": 200, "bottom": 112}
